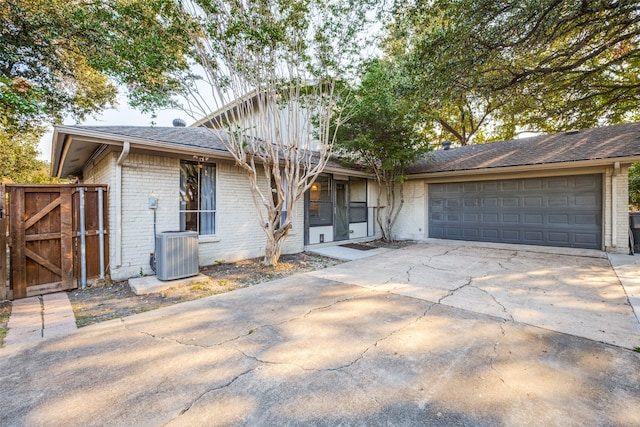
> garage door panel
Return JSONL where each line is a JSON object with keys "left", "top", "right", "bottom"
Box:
{"left": 575, "top": 233, "right": 599, "bottom": 245}
{"left": 482, "top": 229, "right": 499, "bottom": 239}
{"left": 502, "top": 213, "right": 520, "bottom": 224}
{"left": 575, "top": 194, "right": 598, "bottom": 207}
{"left": 502, "top": 197, "right": 520, "bottom": 207}
{"left": 549, "top": 196, "right": 569, "bottom": 207}
{"left": 548, "top": 232, "right": 570, "bottom": 244}
{"left": 524, "top": 179, "right": 544, "bottom": 190}
{"left": 429, "top": 175, "right": 602, "bottom": 250}
{"left": 524, "top": 214, "right": 544, "bottom": 224}
{"left": 548, "top": 214, "right": 569, "bottom": 225}
{"left": 481, "top": 182, "right": 498, "bottom": 192}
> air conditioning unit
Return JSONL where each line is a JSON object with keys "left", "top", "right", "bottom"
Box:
{"left": 155, "top": 231, "right": 199, "bottom": 281}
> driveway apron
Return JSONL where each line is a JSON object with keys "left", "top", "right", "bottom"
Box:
{"left": 310, "top": 243, "right": 640, "bottom": 349}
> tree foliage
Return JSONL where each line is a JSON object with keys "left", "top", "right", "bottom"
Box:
{"left": 630, "top": 163, "right": 640, "bottom": 211}
{"left": 334, "top": 59, "right": 430, "bottom": 241}
{"left": 1, "top": 0, "right": 193, "bottom": 134}
{"left": 387, "top": 0, "right": 640, "bottom": 144}
{"left": 0, "top": 129, "right": 57, "bottom": 184}
{"left": 180, "top": 0, "right": 373, "bottom": 265}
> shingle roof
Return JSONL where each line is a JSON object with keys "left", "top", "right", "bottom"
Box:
{"left": 74, "top": 126, "right": 231, "bottom": 152}
{"left": 406, "top": 122, "right": 640, "bottom": 174}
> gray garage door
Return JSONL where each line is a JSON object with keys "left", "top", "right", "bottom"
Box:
{"left": 428, "top": 175, "right": 602, "bottom": 249}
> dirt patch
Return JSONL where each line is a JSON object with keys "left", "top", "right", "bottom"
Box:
{"left": 69, "top": 252, "right": 343, "bottom": 328}
{"left": 0, "top": 301, "right": 11, "bottom": 348}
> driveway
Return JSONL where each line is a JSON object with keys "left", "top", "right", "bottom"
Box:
{"left": 1, "top": 243, "right": 640, "bottom": 426}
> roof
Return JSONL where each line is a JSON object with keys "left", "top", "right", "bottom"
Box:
{"left": 407, "top": 122, "right": 640, "bottom": 175}
{"left": 50, "top": 125, "right": 350, "bottom": 178}
{"left": 51, "top": 126, "right": 232, "bottom": 178}
{"left": 71, "top": 126, "right": 231, "bottom": 151}
{"left": 190, "top": 90, "right": 260, "bottom": 128}
{"left": 52, "top": 122, "right": 640, "bottom": 179}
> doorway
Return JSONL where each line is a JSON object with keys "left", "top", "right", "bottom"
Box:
{"left": 334, "top": 181, "right": 349, "bottom": 241}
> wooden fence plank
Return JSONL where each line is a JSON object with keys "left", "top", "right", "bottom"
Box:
{"left": 0, "top": 184, "right": 6, "bottom": 301}
{"left": 25, "top": 232, "right": 61, "bottom": 242}
{"left": 60, "top": 188, "right": 74, "bottom": 288}
{"left": 24, "top": 247, "right": 63, "bottom": 276}
{"left": 24, "top": 197, "right": 61, "bottom": 230}
{"left": 10, "top": 187, "right": 27, "bottom": 299}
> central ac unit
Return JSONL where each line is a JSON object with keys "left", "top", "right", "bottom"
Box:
{"left": 155, "top": 231, "right": 199, "bottom": 281}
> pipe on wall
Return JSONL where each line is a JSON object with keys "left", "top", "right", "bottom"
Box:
{"left": 611, "top": 162, "right": 621, "bottom": 248}
{"left": 79, "top": 187, "right": 87, "bottom": 288}
{"left": 115, "top": 142, "right": 130, "bottom": 267}
{"left": 98, "top": 187, "right": 105, "bottom": 278}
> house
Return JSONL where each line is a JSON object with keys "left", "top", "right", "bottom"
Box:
{"left": 50, "top": 125, "right": 378, "bottom": 281}
{"left": 51, "top": 121, "right": 640, "bottom": 281}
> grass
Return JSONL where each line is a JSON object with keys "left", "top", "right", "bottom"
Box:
{"left": 0, "top": 301, "right": 12, "bottom": 348}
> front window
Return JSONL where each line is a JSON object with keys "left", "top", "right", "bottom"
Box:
{"left": 309, "top": 175, "right": 332, "bottom": 226}
{"left": 180, "top": 160, "right": 216, "bottom": 235}
{"left": 349, "top": 177, "right": 367, "bottom": 223}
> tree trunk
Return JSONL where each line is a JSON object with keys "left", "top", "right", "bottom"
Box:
{"left": 263, "top": 232, "right": 285, "bottom": 266}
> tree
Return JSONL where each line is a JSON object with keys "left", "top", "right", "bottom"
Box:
{"left": 1, "top": 0, "right": 193, "bottom": 134}
{"left": 387, "top": 0, "right": 640, "bottom": 142}
{"left": 630, "top": 163, "right": 640, "bottom": 211}
{"left": 178, "top": 0, "right": 373, "bottom": 265}
{"left": 0, "top": 128, "right": 56, "bottom": 184}
{"left": 334, "top": 59, "right": 430, "bottom": 241}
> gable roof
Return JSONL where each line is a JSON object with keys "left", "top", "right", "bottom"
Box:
{"left": 52, "top": 122, "right": 640, "bottom": 179}
{"left": 51, "top": 125, "right": 233, "bottom": 178}
{"left": 71, "top": 126, "right": 231, "bottom": 151}
{"left": 407, "top": 122, "right": 640, "bottom": 175}
{"left": 50, "top": 125, "right": 350, "bottom": 178}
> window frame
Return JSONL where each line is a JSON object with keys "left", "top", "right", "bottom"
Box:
{"left": 179, "top": 160, "right": 217, "bottom": 236}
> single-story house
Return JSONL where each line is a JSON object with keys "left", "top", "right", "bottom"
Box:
{"left": 51, "top": 121, "right": 640, "bottom": 281}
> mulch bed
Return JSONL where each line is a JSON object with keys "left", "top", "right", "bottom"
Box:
{"left": 68, "top": 252, "right": 343, "bottom": 328}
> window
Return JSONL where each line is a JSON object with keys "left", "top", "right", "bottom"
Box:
{"left": 349, "top": 177, "right": 367, "bottom": 223}
{"left": 309, "top": 175, "right": 332, "bottom": 226}
{"left": 180, "top": 160, "right": 216, "bottom": 235}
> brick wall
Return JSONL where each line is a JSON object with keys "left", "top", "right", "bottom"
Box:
{"left": 84, "top": 151, "right": 304, "bottom": 280}
{"left": 604, "top": 165, "right": 630, "bottom": 253}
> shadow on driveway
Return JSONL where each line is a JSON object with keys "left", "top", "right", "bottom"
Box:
{"left": 1, "top": 243, "right": 640, "bottom": 426}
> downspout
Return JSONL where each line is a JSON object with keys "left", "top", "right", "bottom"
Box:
{"left": 611, "top": 162, "right": 620, "bottom": 248}
{"left": 116, "top": 142, "right": 130, "bottom": 267}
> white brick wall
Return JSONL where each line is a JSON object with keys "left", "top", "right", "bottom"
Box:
{"left": 604, "top": 166, "right": 630, "bottom": 253}
{"left": 83, "top": 151, "right": 304, "bottom": 280}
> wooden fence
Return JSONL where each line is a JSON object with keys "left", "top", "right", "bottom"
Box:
{"left": 0, "top": 185, "right": 6, "bottom": 301}
{"left": 2, "top": 184, "right": 108, "bottom": 300}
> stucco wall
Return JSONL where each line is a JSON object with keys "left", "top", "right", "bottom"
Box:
{"left": 392, "top": 180, "right": 427, "bottom": 241}
{"left": 83, "top": 152, "right": 304, "bottom": 281}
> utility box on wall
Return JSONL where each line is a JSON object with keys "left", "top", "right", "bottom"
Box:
{"left": 156, "top": 231, "right": 199, "bottom": 281}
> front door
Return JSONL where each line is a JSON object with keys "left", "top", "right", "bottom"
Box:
{"left": 335, "top": 181, "right": 349, "bottom": 240}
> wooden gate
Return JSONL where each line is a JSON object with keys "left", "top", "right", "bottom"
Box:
{"left": 7, "top": 185, "right": 108, "bottom": 299}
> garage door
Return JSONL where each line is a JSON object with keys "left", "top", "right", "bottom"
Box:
{"left": 428, "top": 175, "right": 602, "bottom": 249}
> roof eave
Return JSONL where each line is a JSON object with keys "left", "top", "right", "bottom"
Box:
{"left": 407, "top": 156, "right": 640, "bottom": 180}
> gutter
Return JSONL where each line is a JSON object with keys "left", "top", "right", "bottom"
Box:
{"left": 407, "top": 156, "right": 640, "bottom": 181}
{"left": 115, "top": 142, "right": 130, "bottom": 268}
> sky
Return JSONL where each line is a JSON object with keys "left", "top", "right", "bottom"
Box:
{"left": 38, "top": 95, "right": 188, "bottom": 161}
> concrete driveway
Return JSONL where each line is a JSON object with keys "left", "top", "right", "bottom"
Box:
{"left": 1, "top": 243, "right": 640, "bottom": 426}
